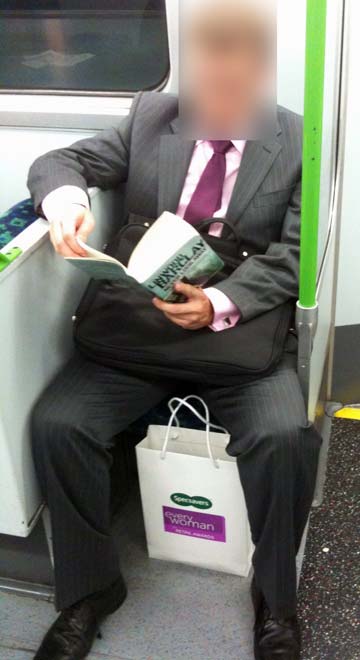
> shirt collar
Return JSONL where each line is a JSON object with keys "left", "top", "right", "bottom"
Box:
{"left": 196, "top": 139, "right": 246, "bottom": 154}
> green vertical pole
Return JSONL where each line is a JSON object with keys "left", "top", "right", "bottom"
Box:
{"left": 299, "top": 0, "right": 328, "bottom": 308}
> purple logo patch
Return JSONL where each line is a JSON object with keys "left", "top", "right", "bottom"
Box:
{"left": 163, "top": 505, "right": 226, "bottom": 542}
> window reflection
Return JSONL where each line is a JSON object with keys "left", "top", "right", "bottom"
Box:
{"left": 0, "top": 1, "right": 169, "bottom": 94}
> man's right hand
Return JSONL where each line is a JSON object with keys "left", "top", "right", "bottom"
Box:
{"left": 48, "top": 204, "right": 95, "bottom": 257}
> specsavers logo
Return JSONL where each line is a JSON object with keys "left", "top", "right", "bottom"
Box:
{"left": 170, "top": 492, "right": 212, "bottom": 510}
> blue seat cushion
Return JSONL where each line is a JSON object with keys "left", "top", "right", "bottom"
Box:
{"left": 0, "top": 198, "right": 38, "bottom": 249}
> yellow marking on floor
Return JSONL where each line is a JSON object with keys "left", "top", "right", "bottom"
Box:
{"left": 334, "top": 407, "right": 360, "bottom": 420}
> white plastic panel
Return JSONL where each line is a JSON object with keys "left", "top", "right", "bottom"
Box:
{"left": 0, "top": 188, "right": 120, "bottom": 536}
{"left": 308, "top": 224, "right": 337, "bottom": 421}
{"left": 277, "top": 0, "right": 306, "bottom": 114}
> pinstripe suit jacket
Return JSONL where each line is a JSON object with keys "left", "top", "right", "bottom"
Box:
{"left": 28, "top": 91, "right": 303, "bottom": 322}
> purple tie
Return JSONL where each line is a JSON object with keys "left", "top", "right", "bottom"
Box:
{"left": 183, "top": 140, "right": 233, "bottom": 225}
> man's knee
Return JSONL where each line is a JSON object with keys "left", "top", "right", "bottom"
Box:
{"left": 268, "top": 414, "right": 303, "bottom": 445}
{"left": 228, "top": 414, "right": 308, "bottom": 460}
{"left": 262, "top": 415, "right": 322, "bottom": 462}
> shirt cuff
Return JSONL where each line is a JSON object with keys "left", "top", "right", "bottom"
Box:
{"left": 41, "top": 185, "right": 89, "bottom": 223}
{"left": 204, "top": 287, "right": 241, "bottom": 332}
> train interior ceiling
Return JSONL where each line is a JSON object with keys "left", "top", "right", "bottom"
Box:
{"left": 0, "top": 1, "right": 359, "bottom": 659}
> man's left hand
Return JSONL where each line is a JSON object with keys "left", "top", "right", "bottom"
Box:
{"left": 152, "top": 282, "right": 214, "bottom": 330}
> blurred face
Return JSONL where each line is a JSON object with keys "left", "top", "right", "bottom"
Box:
{"left": 180, "top": 0, "right": 276, "bottom": 139}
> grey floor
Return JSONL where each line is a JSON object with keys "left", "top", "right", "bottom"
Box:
{"left": 0, "top": 488, "right": 256, "bottom": 660}
{"left": 297, "top": 418, "right": 360, "bottom": 660}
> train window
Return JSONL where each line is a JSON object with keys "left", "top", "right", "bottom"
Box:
{"left": 0, "top": 0, "right": 169, "bottom": 95}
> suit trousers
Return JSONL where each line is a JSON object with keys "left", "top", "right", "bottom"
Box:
{"left": 31, "top": 332, "right": 322, "bottom": 618}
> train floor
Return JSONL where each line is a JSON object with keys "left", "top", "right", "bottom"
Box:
{"left": 0, "top": 418, "right": 358, "bottom": 660}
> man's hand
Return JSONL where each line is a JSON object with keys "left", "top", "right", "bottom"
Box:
{"left": 152, "top": 281, "right": 214, "bottom": 330}
{"left": 49, "top": 205, "right": 95, "bottom": 257}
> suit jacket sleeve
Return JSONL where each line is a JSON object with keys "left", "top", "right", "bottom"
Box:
{"left": 27, "top": 92, "right": 143, "bottom": 215}
{"left": 214, "top": 178, "right": 301, "bottom": 322}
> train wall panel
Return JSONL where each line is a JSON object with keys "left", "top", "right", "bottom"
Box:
{"left": 335, "top": 0, "right": 360, "bottom": 328}
{"left": 0, "top": 128, "right": 93, "bottom": 215}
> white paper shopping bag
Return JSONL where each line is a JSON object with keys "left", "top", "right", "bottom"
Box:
{"left": 136, "top": 395, "right": 254, "bottom": 576}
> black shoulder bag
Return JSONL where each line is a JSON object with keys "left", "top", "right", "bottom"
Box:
{"left": 73, "top": 214, "right": 296, "bottom": 384}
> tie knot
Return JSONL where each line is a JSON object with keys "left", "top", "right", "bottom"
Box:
{"left": 210, "top": 140, "right": 233, "bottom": 155}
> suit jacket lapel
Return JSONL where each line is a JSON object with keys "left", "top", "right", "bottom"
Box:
{"left": 226, "top": 131, "right": 283, "bottom": 224}
{"left": 157, "top": 119, "right": 195, "bottom": 216}
{"left": 226, "top": 116, "right": 282, "bottom": 223}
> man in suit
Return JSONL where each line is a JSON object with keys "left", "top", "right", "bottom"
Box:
{"left": 28, "top": 2, "right": 321, "bottom": 659}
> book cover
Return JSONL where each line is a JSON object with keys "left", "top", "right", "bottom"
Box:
{"left": 65, "top": 213, "right": 224, "bottom": 301}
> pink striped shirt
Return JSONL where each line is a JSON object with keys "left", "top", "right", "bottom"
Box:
{"left": 177, "top": 139, "right": 246, "bottom": 331}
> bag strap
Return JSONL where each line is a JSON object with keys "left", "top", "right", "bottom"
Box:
{"left": 116, "top": 221, "right": 151, "bottom": 240}
{"left": 196, "top": 218, "right": 240, "bottom": 245}
{"left": 160, "top": 395, "right": 228, "bottom": 469}
{"left": 118, "top": 217, "right": 240, "bottom": 246}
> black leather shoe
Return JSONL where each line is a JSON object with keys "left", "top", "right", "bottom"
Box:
{"left": 33, "top": 575, "right": 127, "bottom": 660}
{"left": 251, "top": 576, "right": 301, "bottom": 660}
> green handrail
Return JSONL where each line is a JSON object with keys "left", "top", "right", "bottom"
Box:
{"left": 299, "top": 0, "right": 328, "bottom": 308}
